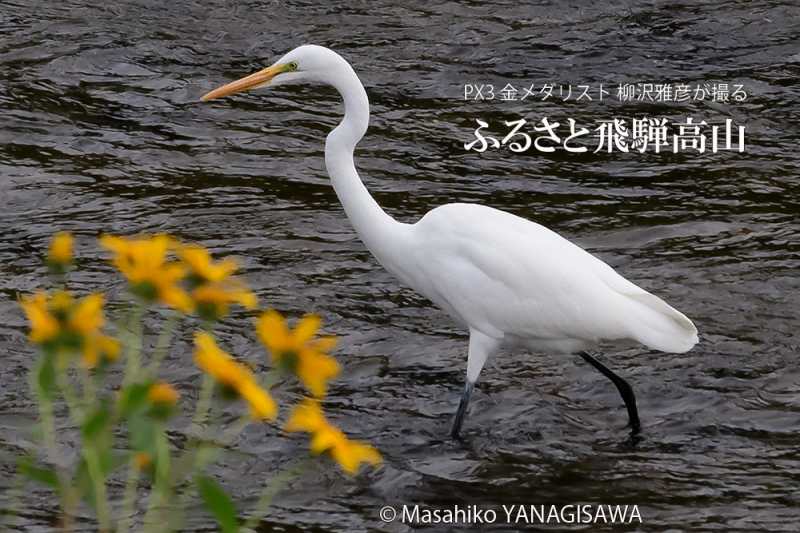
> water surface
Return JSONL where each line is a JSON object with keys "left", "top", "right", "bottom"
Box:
{"left": 1, "top": 0, "right": 799, "bottom": 531}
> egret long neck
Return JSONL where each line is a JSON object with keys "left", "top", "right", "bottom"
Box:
{"left": 325, "top": 66, "right": 405, "bottom": 259}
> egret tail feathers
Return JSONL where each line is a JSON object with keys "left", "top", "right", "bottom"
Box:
{"left": 624, "top": 291, "right": 698, "bottom": 353}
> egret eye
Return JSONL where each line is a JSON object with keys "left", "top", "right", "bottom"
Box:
{"left": 287, "top": 61, "right": 299, "bottom": 71}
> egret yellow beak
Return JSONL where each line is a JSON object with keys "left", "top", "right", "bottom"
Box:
{"left": 201, "top": 63, "right": 290, "bottom": 101}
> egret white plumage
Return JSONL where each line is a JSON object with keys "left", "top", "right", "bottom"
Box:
{"left": 202, "top": 45, "right": 699, "bottom": 439}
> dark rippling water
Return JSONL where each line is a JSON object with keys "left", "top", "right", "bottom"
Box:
{"left": 2, "top": 1, "right": 799, "bottom": 531}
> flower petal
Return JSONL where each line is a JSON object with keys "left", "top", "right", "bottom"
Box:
{"left": 294, "top": 314, "right": 321, "bottom": 344}
{"left": 256, "top": 309, "right": 292, "bottom": 354}
{"left": 285, "top": 398, "right": 327, "bottom": 434}
{"left": 297, "top": 351, "right": 341, "bottom": 398}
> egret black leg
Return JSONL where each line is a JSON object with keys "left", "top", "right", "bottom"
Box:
{"left": 450, "top": 381, "right": 474, "bottom": 440}
{"left": 578, "top": 351, "right": 641, "bottom": 434}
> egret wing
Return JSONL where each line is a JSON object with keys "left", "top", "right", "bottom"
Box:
{"left": 407, "top": 203, "right": 697, "bottom": 353}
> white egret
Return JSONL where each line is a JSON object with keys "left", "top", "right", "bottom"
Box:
{"left": 202, "top": 45, "right": 699, "bottom": 439}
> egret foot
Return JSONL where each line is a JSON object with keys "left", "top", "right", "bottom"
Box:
{"left": 450, "top": 381, "right": 474, "bottom": 440}
{"left": 578, "top": 351, "right": 641, "bottom": 434}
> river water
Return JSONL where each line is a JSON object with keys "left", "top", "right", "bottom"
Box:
{"left": 1, "top": 0, "right": 799, "bottom": 531}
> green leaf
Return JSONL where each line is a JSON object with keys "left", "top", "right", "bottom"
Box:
{"left": 81, "top": 404, "right": 111, "bottom": 440}
{"left": 75, "top": 458, "right": 96, "bottom": 510}
{"left": 196, "top": 475, "right": 239, "bottom": 533}
{"left": 18, "top": 457, "right": 59, "bottom": 492}
{"left": 128, "top": 412, "right": 157, "bottom": 452}
{"left": 92, "top": 443, "right": 126, "bottom": 478}
{"left": 118, "top": 381, "right": 152, "bottom": 417}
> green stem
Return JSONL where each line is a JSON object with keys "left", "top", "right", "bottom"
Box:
{"left": 33, "top": 356, "right": 79, "bottom": 530}
{"left": 55, "top": 359, "right": 83, "bottom": 425}
{"left": 242, "top": 459, "right": 312, "bottom": 530}
{"left": 37, "top": 393, "right": 75, "bottom": 531}
{"left": 169, "top": 415, "right": 251, "bottom": 532}
{"left": 116, "top": 458, "right": 140, "bottom": 533}
{"left": 123, "top": 303, "right": 145, "bottom": 385}
{"left": 74, "top": 355, "right": 112, "bottom": 531}
{"left": 84, "top": 445, "right": 111, "bottom": 532}
{"left": 147, "top": 312, "right": 180, "bottom": 375}
{"left": 194, "top": 415, "right": 251, "bottom": 470}
{"left": 142, "top": 425, "right": 172, "bottom": 533}
{"left": 190, "top": 373, "right": 214, "bottom": 437}
{"left": 79, "top": 365, "right": 96, "bottom": 410}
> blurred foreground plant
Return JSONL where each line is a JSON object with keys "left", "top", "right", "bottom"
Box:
{"left": 7, "top": 232, "right": 381, "bottom": 532}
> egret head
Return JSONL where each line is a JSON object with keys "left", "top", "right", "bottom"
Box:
{"left": 201, "top": 45, "right": 348, "bottom": 101}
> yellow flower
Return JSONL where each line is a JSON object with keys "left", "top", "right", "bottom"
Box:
{"left": 192, "top": 281, "right": 257, "bottom": 321}
{"left": 179, "top": 245, "right": 239, "bottom": 283}
{"left": 82, "top": 334, "right": 120, "bottom": 368}
{"left": 100, "top": 234, "right": 193, "bottom": 313}
{"left": 48, "top": 231, "right": 73, "bottom": 266}
{"left": 20, "top": 290, "right": 118, "bottom": 367}
{"left": 238, "top": 380, "right": 277, "bottom": 420}
{"left": 20, "top": 292, "right": 60, "bottom": 343}
{"left": 285, "top": 399, "right": 382, "bottom": 475}
{"left": 193, "top": 332, "right": 277, "bottom": 420}
{"left": 148, "top": 381, "right": 179, "bottom": 407}
{"left": 49, "top": 291, "right": 74, "bottom": 316}
{"left": 68, "top": 293, "right": 105, "bottom": 335}
{"left": 256, "top": 310, "right": 339, "bottom": 397}
{"left": 314, "top": 427, "right": 382, "bottom": 475}
{"left": 194, "top": 332, "right": 250, "bottom": 387}
{"left": 296, "top": 350, "right": 340, "bottom": 400}
{"left": 284, "top": 397, "right": 328, "bottom": 433}
{"left": 177, "top": 245, "right": 258, "bottom": 320}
